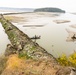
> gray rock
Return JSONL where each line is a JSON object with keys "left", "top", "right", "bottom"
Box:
{"left": 70, "top": 68, "right": 76, "bottom": 75}
{"left": 5, "top": 44, "right": 16, "bottom": 56}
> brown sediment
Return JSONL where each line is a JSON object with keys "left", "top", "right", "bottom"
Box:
{"left": 23, "top": 25, "right": 45, "bottom": 27}
{"left": 53, "top": 20, "right": 70, "bottom": 24}
{"left": 4, "top": 15, "right": 27, "bottom": 23}
{"left": 70, "top": 24, "right": 76, "bottom": 28}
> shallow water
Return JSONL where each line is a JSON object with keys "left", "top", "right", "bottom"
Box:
{"left": 1, "top": 12, "right": 76, "bottom": 57}
{"left": 0, "top": 23, "right": 10, "bottom": 54}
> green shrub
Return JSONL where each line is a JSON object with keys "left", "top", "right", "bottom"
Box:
{"left": 57, "top": 52, "right": 76, "bottom": 67}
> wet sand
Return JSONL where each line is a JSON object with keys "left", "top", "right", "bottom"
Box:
{"left": 23, "top": 25, "right": 45, "bottom": 27}
{"left": 66, "top": 28, "right": 76, "bottom": 42}
{"left": 4, "top": 15, "right": 26, "bottom": 23}
{"left": 53, "top": 20, "right": 70, "bottom": 24}
{"left": 70, "top": 24, "right": 76, "bottom": 28}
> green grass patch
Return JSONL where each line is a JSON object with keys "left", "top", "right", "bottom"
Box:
{"left": 18, "top": 52, "right": 32, "bottom": 59}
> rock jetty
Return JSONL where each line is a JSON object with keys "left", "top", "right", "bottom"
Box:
{"left": 0, "top": 14, "right": 72, "bottom": 75}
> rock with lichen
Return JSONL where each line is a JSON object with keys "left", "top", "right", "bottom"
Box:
{"left": 5, "top": 44, "right": 16, "bottom": 56}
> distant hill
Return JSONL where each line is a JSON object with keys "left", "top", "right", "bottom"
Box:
{"left": 0, "top": 7, "right": 34, "bottom": 12}
{"left": 34, "top": 7, "right": 65, "bottom": 13}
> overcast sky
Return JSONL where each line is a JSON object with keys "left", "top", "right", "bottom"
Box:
{"left": 0, "top": 0, "right": 76, "bottom": 12}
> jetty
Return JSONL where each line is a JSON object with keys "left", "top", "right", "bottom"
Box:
{"left": 0, "top": 14, "right": 56, "bottom": 61}
{"left": 0, "top": 14, "right": 72, "bottom": 75}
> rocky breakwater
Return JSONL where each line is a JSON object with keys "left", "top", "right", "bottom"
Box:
{"left": 0, "top": 14, "right": 72, "bottom": 75}
{"left": 0, "top": 14, "right": 56, "bottom": 61}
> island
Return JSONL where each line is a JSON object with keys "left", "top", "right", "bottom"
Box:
{"left": 34, "top": 7, "right": 65, "bottom": 13}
